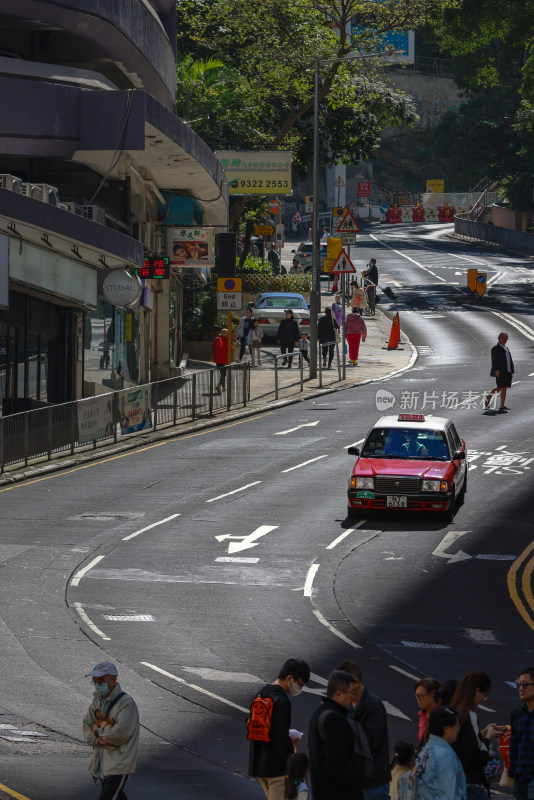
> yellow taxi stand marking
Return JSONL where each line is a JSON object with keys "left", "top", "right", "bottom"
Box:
{"left": 0, "top": 782, "right": 31, "bottom": 800}
{"left": 0, "top": 413, "right": 274, "bottom": 494}
{"left": 507, "top": 541, "right": 534, "bottom": 632}
{"left": 522, "top": 547, "right": 534, "bottom": 620}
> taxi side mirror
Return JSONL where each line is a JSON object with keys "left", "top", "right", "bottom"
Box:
{"left": 453, "top": 450, "right": 466, "bottom": 460}
{"left": 347, "top": 446, "right": 360, "bottom": 456}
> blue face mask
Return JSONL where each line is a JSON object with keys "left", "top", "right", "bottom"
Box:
{"left": 94, "top": 681, "right": 110, "bottom": 696}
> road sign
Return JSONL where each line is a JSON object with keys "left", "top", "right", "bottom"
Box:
{"left": 324, "top": 258, "right": 336, "bottom": 269}
{"left": 292, "top": 210, "right": 303, "bottom": 222}
{"left": 467, "top": 269, "right": 478, "bottom": 292}
{"left": 304, "top": 204, "right": 313, "bottom": 213}
{"left": 333, "top": 206, "right": 347, "bottom": 218}
{"left": 349, "top": 200, "right": 358, "bottom": 214}
{"left": 330, "top": 248, "right": 356, "bottom": 274}
{"left": 336, "top": 210, "right": 361, "bottom": 233}
{"left": 476, "top": 272, "right": 487, "bottom": 297}
{"left": 333, "top": 176, "right": 346, "bottom": 187}
{"left": 268, "top": 200, "right": 280, "bottom": 214}
{"left": 379, "top": 203, "right": 390, "bottom": 214}
{"left": 327, "top": 237, "right": 342, "bottom": 260}
{"left": 340, "top": 233, "right": 357, "bottom": 245}
{"left": 217, "top": 292, "right": 243, "bottom": 311}
{"left": 217, "top": 277, "right": 243, "bottom": 292}
{"left": 304, "top": 195, "right": 313, "bottom": 204}
{"left": 357, "top": 181, "right": 371, "bottom": 197}
{"left": 254, "top": 224, "right": 275, "bottom": 235}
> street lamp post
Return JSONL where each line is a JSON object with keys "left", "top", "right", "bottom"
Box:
{"left": 309, "top": 49, "right": 398, "bottom": 378}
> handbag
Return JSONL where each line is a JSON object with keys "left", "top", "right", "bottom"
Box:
{"left": 484, "top": 751, "right": 503, "bottom": 783}
{"left": 335, "top": 330, "right": 341, "bottom": 344}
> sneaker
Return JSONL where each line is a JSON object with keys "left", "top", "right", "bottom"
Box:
{"left": 282, "top": 359, "right": 287, "bottom": 365}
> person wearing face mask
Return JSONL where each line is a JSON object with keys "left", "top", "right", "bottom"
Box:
{"left": 248, "top": 658, "right": 311, "bottom": 800}
{"left": 83, "top": 661, "right": 140, "bottom": 800}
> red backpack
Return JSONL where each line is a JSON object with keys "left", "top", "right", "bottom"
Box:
{"left": 246, "top": 694, "right": 274, "bottom": 742}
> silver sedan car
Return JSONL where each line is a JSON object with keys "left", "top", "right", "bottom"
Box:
{"left": 250, "top": 292, "right": 310, "bottom": 338}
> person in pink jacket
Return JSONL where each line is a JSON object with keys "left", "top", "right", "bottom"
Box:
{"left": 345, "top": 308, "right": 367, "bottom": 366}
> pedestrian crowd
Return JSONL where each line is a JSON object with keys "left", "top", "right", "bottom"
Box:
{"left": 246, "top": 659, "right": 534, "bottom": 800}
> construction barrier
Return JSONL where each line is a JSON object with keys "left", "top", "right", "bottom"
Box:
{"left": 438, "top": 205, "right": 455, "bottom": 222}
{"left": 385, "top": 206, "right": 402, "bottom": 223}
{"left": 412, "top": 205, "right": 425, "bottom": 222}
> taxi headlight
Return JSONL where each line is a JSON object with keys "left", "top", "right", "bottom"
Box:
{"left": 355, "top": 477, "right": 374, "bottom": 489}
{"left": 422, "top": 480, "right": 448, "bottom": 492}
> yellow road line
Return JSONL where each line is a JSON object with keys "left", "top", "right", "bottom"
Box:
{"left": 507, "top": 540, "right": 534, "bottom": 632}
{"left": 521, "top": 547, "right": 534, "bottom": 620}
{"left": 0, "top": 782, "right": 31, "bottom": 800}
{"left": 0, "top": 413, "right": 273, "bottom": 494}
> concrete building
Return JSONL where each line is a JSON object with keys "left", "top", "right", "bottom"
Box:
{"left": 0, "top": 1, "right": 228, "bottom": 414}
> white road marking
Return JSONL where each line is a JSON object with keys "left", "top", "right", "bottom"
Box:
{"left": 304, "top": 564, "right": 319, "bottom": 596}
{"left": 370, "top": 234, "right": 461, "bottom": 289}
{"left": 343, "top": 438, "right": 365, "bottom": 449}
{"left": 478, "top": 704, "right": 496, "bottom": 712}
{"left": 71, "top": 555, "right": 105, "bottom": 586}
{"left": 216, "top": 525, "right": 278, "bottom": 554}
{"left": 215, "top": 556, "right": 260, "bottom": 563}
{"left": 140, "top": 662, "right": 249, "bottom": 713}
{"left": 282, "top": 455, "right": 328, "bottom": 473}
{"left": 310, "top": 672, "right": 328, "bottom": 686}
{"left": 181, "top": 667, "right": 262, "bottom": 683}
{"left": 103, "top": 614, "right": 154, "bottom": 621}
{"left": 529, "top": 371, "right": 534, "bottom": 377}
{"left": 327, "top": 522, "right": 366, "bottom": 549}
{"left": 122, "top": 513, "right": 181, "bottom": 541}
{"left": 488, "top": 310, "right": 534, "bottom": 342}
{"left": 487, "top": 271, "right": 504, "bottom": 285}
{"left": 73, "top": 602, "right": 110, "bottom": 640}
{"left": 383, "top": 701, "right": 411, "bottom": 720}
{"left": 206, "top": 482, "right": 261, "bottom": 503}
{"left": 312, "top": 609, "right": 362, "bottom": 649}
{"left": 432, "top": 531, "right": 472, "bottom": 563}
{"left": 275, "top": 421, "right": 320, "bottom": 435}
{"left": 389, "top": 664, "right": 420, "bottom": 680}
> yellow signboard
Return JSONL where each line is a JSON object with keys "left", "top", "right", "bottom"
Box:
{"left": 333, "top": 206, "right": 347, "bottom": 218}
{"left": 426, "top": 179, "right": 445, "bottom": 193}
{"left": 467, "top": 269, "right": 487, "bottom": 296}
{"left": 215, "top": 150, "right": 293, "bottom": 195}
{"left": 217, "top": 277, "right": 242, "bottom": 292}
{"left": 467, "top": 269, "right": 478, "bottom": 292}
{"left": 324, "top": 258, "right": 336, "bottom": 269}
{"left": 254, "top": 225, "right": 275, "bottom": 235}
{"left": 327, "top": 238, "right": 343, "bottom": 259}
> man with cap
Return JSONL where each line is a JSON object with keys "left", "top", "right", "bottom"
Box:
{"left": 83, "top": 661, "right": 140, "bottom": 800}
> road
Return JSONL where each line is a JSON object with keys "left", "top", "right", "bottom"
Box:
{"left": 1, "top": 223, "right": 533, "bottom": 799}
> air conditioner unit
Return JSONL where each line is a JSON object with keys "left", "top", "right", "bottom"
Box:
{"left": 21, "top": 182, "right": 42, "bottom": 200}
{"left": 81, "top": 204, "right": 106, "bottom": 225}
{"left": 63, "top": 201, "right": 83, "bottom": 215}
{"left": 35, "top": 184, "right": 59, "bottom": 206}
{"left": 58, "top": 202, "right": 69, "bottom": 211}
{"left": 0, "top": 174, "right": 23, "bottom": 193}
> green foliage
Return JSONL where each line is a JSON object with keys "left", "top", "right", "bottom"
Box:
{"left": 238, "top": 255, "right": 275, "bottom": 274}
{"left": 239, "top": 273, "right": 311, "bottom": 293}
{"left": 183, "top": 285, "right": 221, "bottom": 333}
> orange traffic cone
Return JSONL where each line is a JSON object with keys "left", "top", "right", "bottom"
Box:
{"left": 387, "top": 313, "right": 400, "bottom": 350}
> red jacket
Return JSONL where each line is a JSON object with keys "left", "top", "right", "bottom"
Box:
{"left": 212, "top": 335, "right": 230, "bottom": 365}
{"left": 345, "top": 313, "right": 367, "bottom": 338}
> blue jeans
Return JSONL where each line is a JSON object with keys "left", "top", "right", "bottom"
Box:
{"left": 363, "top": 785, "right": 390, "bottom": 800}
{"left": 466, "top": 786, "right": 489, "bottom": 800}
{"left": 513, "top": 778, "right": 534, "bottom": 800}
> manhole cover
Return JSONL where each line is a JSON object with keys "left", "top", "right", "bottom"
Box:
{"left": 401, "top": 641, "right": 450, "bottom": 649}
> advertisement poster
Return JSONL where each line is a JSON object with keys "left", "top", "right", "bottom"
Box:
{"left": 119, "top": 387, "right": 153, "bottom": 435}
{"left": 215, "top": 150, "right": 292, "bottom": 195}
{"left": 167, "top": 227, "right": 214, "bottom": 268}
{"left": 77, "top": 396, "right": 114, "bottom": 443}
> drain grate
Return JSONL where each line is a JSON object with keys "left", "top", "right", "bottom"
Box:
{"left": 416, "top": 346, "right": 434, "bottom": 355}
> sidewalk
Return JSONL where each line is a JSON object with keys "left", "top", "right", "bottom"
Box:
{"left": 0, "top": 307, "right": 414, "bottom": 486}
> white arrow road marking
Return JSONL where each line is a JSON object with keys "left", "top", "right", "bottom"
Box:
{"left": 312, "top": 609, "right": 362, "bottom": 649}
{"left": 206, "top": 482, "right": 261, "bottom": 503}
{"left": 343, "top": 438, "right": 365, "bottom": 450}
{"left": 432, "top": 531, "right": 472, "bottom": 563}
{"left": 275, "top": 421, "right": 320, "bottom": 435}
{"left": 216, "top": 525, "right": 278, "bottom": 554}
{"left": 383, "top": 701, "right": 411, "bottom": 720}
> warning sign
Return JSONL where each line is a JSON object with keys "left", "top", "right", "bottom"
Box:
{"left": 336, "top": 211, "right": 361, "bottom": 233}
{"left": 330, "top": 248, "right": 356, "bottom": 274}
{"left": 292, "top": 211, "right": 303, "bottom": 223}
{"left": 333, "top": 176, "right": 346, "bottom": 187}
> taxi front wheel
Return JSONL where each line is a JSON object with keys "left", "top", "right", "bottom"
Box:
{"left": 443, "top": 491, "right": 456, "bottom": 523}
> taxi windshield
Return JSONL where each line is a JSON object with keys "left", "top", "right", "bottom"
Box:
{"left": 360, "top": 428, "right": 450, "bottom": 460}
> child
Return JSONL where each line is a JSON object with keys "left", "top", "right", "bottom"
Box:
{"left": 247, "top": 319, "right": 263, "bottom": 366}
{"left": 390, "top": 740, "right": 416, "bottom": 800}
{"left": 298, "top": 332, "right": 310, "bottom": 364}
{"left": 284, "top": 752, "right": 309, "bottom": 800}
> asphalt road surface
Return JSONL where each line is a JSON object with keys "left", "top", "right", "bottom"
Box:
{"left": 1, "top": 224, "right": 533, "bottom": 799}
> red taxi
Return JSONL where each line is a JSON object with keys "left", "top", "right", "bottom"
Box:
{"left": 347, "top": 414, "right": 468, "bottom": 520}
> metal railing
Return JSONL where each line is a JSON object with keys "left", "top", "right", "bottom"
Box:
{"left": 0, "top": 364, "right": 249, "bottom": 473}
{"left": 274, "top": 351, "right": 305, "bottom": 399}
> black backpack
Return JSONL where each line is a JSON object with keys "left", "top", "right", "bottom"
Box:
{"left": 318, "top": 709, "right": 374, "bottom": 780}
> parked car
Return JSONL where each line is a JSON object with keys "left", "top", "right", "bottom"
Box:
{"left": 346, "top": 413, "right": 468, "bottom": 521}
{"left": 250, "top": 292, "right": 310, "bottom": 338}
{"left": 290, "top": 241, "right": 328, "bottom": 275}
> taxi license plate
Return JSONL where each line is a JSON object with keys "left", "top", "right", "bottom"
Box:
{"left": 387, "top": 496, "right": 408, "bottom": 508}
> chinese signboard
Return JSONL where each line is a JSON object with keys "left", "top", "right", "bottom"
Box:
{"left": 254, "top": 225, "right": 275, "bottom": 235}
{"left": 217, "top": 277, "right": 243, "bottom": 311}
{"left": 119, "top": 387, "right": 153, "bottom": 435}
{"left": 77, "top": 396, "right": 114, "bottom": 444}
{"left": 357, "top": 181, "right": 372, "bottom": 197}
{"left": 215, "top": 150, "right": 293, "bottom": 195}
{"left": 167, "top": 227, "right": 214, "bottom": 268}
{"left": 426, "top": 179, "right": 445, "bottom": 193}
{"left": 135, "top": 257, "right": 170, "bottom": 280}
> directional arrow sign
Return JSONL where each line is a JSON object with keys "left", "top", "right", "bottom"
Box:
{"left": 331, "top": 248, "right": 356, "bottom": 274}
{"left": 275, "top": 421, "right": 320, "bottom": 435}
{"left": 336, "top": 210, "right": 361, "bottom": 233}
{"left": 432, "top": 531, "right": 472, "bottom": 564}
{"left": 216, "top": 525, "right": 278, "bottom": 554}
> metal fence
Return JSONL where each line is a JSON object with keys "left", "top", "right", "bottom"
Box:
{"left": 0, "top": 364, "right": 249, "bottom": 473}
{"left": 455, "top": 215, "right": 534, "bottom": 255}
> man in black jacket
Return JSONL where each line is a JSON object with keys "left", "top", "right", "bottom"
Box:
{"left": 308, "top": 670, "right": 364, "bottom": 800}
{"left": 276, "top": 310, "right": 300, "bottom": 368}
{"left": 485, "top": 331, "right": 515, "bottom": 412}
{"left": 338, "top": 660, "right": 391, "bottom": 800}
{"left": 248, "top": 658, "right": 310, "bottom": 800}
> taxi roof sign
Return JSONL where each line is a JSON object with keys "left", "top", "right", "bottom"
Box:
{"left": 398, "top": 413, "right": 425, "bottom": 422}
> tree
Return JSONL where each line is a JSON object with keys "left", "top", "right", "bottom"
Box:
{"left": 176, "top": 0, "right": 457, "bottom": 225}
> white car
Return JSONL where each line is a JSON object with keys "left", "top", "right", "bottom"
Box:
{"left": 250, "top": 292, "right": 310, "bottom": 338}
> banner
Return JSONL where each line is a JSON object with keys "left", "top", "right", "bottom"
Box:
{"left": 167, "top": 227, "right": 214, "bottom": 268}
{"left": 77, "top": 396, "right": 114, "bottom": 443}
{"left": 119, "top": 387, "right": 153, "bottom": 435}
{"left": 215, "top": 150, "right": 292, "bottom": 195}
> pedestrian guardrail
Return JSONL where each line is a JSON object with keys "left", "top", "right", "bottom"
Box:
{"left": 318, "top": 340, "right": 342, "bottom": 386}
{"left": 0, "top": 364, "right": 250, "bottom": 473}
{"left": 274, "top": 352, "right": 305, "bottom": 399}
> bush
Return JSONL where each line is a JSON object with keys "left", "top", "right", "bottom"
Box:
{"left": 238, "top": 255, "right": 273, "bottom": 274}
{"left": 239, "top": 273, "right": 311, "bottom": 293}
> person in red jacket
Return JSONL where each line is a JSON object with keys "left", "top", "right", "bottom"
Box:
{"left": 212, "top": 328, "right": 230, "bottom": 394}
{"left": 345, "top": 308, "right": 367, "bottom": 366}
